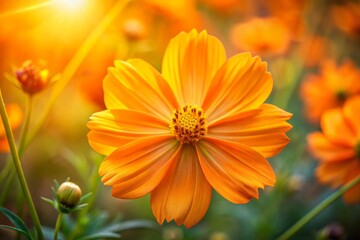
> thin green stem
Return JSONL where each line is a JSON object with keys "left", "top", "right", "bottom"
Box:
{"left": 0, "top": 95, "right": 33, "bottom": 205}
{"left": 276, "top": 175, "right": 360, "bottom": 240}
{"left": 18, "top": 95, "right": 32, "bottom": 156}
{"left": 27, "top": 0, "right": 131, "bottom": 145}
{"left": 0, "top": 89, "right": 44, "bottom": 240}
{"left": 68, "top": 166, "right": 100, "bottom": 240}
{"left": 0, "top": 157, "right": 13, "bottom": 183}
{"left": 0, "top": 159, "right": 13, "bottom": 204}
{"left": 53, "top": 212, "right": 63, "bottom": 240}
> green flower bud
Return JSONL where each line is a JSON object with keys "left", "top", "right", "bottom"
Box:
{"left": 57, "top": 182, "right": 82, "bottom": 209}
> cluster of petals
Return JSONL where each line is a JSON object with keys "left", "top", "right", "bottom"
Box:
{"left": 300, "top": 60, "right": 360, "bottom": 123}
{"left": 331, "top": 2, "right": 360, "bottom": 38}
{"left": 307, "top": 96, "right": 360, "bottom": 203}
{"left": 230, "top": 17, "right": 291, "bottom": 56}
{"left": 87, "top": 29, "right": 292, "bottom": 227}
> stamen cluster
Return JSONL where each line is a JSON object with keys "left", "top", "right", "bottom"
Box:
{"left": 170, "top": 105, "right": 207, "bottom": 144}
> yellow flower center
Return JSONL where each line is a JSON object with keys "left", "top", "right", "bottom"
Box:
{"left": 169, "top": 105, "right": 208, "bottom": 145}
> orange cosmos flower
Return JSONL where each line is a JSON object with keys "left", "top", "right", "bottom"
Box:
{"left": 0, "top": 104, "right": 23, "bottom": 152}
{"left": 331, "top": 2, "right": 360, "bottom": 38}
{"left": 87, "top": 30, "right": 292, "bottom": 227}
{"left": 300, "top": 59, "right": 360, "bottom": 123}
{"left": 230, "top": 17, "right": 291, "bottom": 57}
{"left": 307, "top": 96, "right": 360, "bottom": 204}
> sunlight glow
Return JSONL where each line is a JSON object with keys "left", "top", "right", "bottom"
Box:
{"left": 0, "top": 0, "right": 57, "bottom": 18}
{"left": 58, "top": 0, "right": 85, "bottom": 10}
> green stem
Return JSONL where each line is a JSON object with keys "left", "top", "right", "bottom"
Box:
{"left": 68, "top": 167, "right": 100, "bottom": 240}
{"left": 18, "top": 95, "right": 32, "bottom": 156}
{"left": 0, "top": 96, "right": 33, "bottom": 205}
{"left": 276, "top": 175, "right": 360, "bottom": 240}
{"left": 27, "top": 0, "right": 131, "bottom": 145}
{"left": 0, "top": 157, "right": 13, "bottom": 184}
{"left": 0, "top": 89, "right": 44, "bottom": 240}
{"left": 53, "top": 212, "right": 63, "bottom": 240}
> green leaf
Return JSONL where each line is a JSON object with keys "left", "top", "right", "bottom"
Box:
{"left": 78, "top": 232, "right": 121, "bottom": 240}
{"left": 0, "top": 225, "right": 32, "bottom": 238}
{"left": 105, "top": 220, "right": 161, "bottom": 232}
{"left": 41, "top": 197, "right": 56, "bottom": 208}
{"left": 79, "top": 192, "right": 92, "bottom": 203}
{"left": 0, "top": 207, "right": 32, "bottom": 240}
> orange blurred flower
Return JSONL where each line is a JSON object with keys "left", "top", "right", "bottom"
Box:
{"left": 198, "top": 0, "right": 253, "bottom": 15}
{"left": 307, "top": 96, "right": 360, "bottom": 204}
{"left": 230, "top": 17, "right": 291, "bottom": 56}
{"left": 15, "top": 60, "right": 49, "bottom": 95}
{"left": 264, "top": 0, "right": 307, "bottom": 40}
{"left": 0, "top": 104, "right": 23, "bottom": 152}
{"left": 87, "top": 30, "right": 292, "bottom": 227}
{"left": 300, "top": 60, "right": 360, "bottom": 123}
{"left": 299, "top": 36, "right": 326, "bottom": 67}
{"left": 331, "top": 2, "right": 360, "bottom": 38}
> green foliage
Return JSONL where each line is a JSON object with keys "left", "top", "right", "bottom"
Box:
{"left": 0, "top": 207, "right": 32, "bottom": 240}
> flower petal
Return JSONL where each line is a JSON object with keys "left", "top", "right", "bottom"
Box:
{"left": 150, "top": 144, "right": 212, "bottom": 228}
{"left": 343, "top": 162, "right": 360, "bottom": 204}
{"left": 300, "top": 74, "right": 338, "bottom": 123}
{"left": 316, "top": 160, "right": 357, "bottom": 188}
{"left": 307, "top": 132, "right": 355, "bottom": 162}
{"left": 202, "top": 52, "right": 273, "bottom": 123}
{"left": 343, "top": 95, "right": 360, "bottom": 138}
{"left": 87, "top": 109, "right": 170, "bottom": 155}
{"left": 103, "top": 59, "right": 177, "bottom": 122}
{"left": 321, "top": 107, "right": 356, "bottom": 147}
{"left": 196, "top": 137, "right": 275, "bottom": 204}
{"left": 99, "top": 135, "right": 180, "bottom": 199}
{"left": 208, "top": 104, "right": 292, "bottom": 158}
{"left": 162, "top": 29, "right": 227, "bottom": 106}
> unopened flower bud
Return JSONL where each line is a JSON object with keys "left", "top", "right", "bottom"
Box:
{"left": 317, "top": 223, "right": 345, "bottom": 240}
{"left": 162, "top": 227, "right": 183, "bottom": 240}
{"left": 209, "top": 232, "right": 230, "bottom": 240}
{"left": 15, "top": 60, "right": 49, "bottom": 95}
{"left": 57, "top": 182, "right": 82, "bottom": 209}
{"left": 122, "top": 18, "right": 146, "bottom": 41}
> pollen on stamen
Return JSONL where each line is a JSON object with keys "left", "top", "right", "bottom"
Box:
{"left": 169, "top": 104, "right": 208, "bottom": 145}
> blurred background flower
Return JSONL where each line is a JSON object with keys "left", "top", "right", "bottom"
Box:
{"left": 307, "top": 96, "right": 360, "bottom": 204}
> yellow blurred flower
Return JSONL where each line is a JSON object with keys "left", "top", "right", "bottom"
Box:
{"left": 300, "top": 59, "right": 360, "bottom": 123}
{"left": 307, "top": 96, "right": 360, "bottom": 204}
{"left": 0, "top": 104, "right": 23, "bottom": 152}
{"left": 230, "top": 17, "right": 291, "bottom": 56}
{"left": 87, "top": 30, "right": 292, "bottom": 227}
